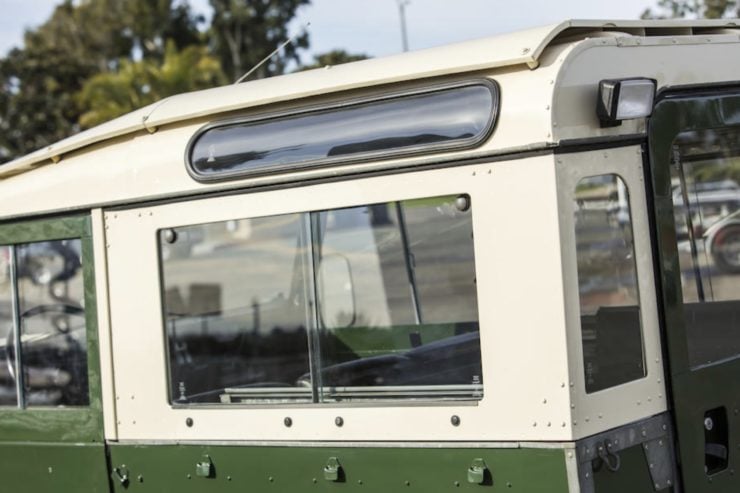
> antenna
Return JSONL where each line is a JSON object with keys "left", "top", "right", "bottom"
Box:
{"left": 234, "top": 22, "right": 311, "bottom": 85}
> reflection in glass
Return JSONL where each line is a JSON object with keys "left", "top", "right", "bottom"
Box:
{"left": 575, "top": 175, "right": 645, "bottom": 393}
{"left": 671, "top": 126, "right": 740, "bottom": 367}
{"left": 161, "top": 215, "right": 313, "bottom": 404}
{"left": 314, "top": 197, "right": 481, "bottom": 401}
{"left": 161, "top": 195, "right": 483, "bottom": 404}
{"left": 17, "top": 239, "right": 88, "bottom": 406}
{"left": 0, "top": 246, "right": 16, "bottom": 406}
{"left": 189, "top": 84, "right": 495, "bottom": 177}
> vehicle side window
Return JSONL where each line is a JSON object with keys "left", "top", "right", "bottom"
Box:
{"left": 574, "top": 174, "right": 646, "bottom": 393}
{"left": 670, "top": 126, "right": 740, "bottom": 368}
{"left": 160, "top": 195, "right": 483, "bottom": 405}
{"left": 0, "top": 239, "right": 89, "bottom": 407}
{"left": 0, "top": 246, "right": 16, "bottom": 406}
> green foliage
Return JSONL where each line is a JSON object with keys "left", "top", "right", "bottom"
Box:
{"left": 641, "top": 0, "right": 737, "bottom": 19}
{"left": 0, "top": 0, "right": 313, "bottom": 163}
{"left": 298, "top": 50, "right": 369, "bottom": 71}
{"left": 208, "top": 0, "right": 310, "bottom": 81}
{"left": 78, "top": 42, "right": 227, "bottom": 129}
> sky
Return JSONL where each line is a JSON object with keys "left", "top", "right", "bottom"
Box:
{"left": 0, "top": 0, "right": 657, "bottom": 60}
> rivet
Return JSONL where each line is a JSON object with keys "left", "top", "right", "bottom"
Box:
{"left": 137, "top": 475, "right": 144, "bottom": 483}
{"left": 187, "top": 474, "right": 191, "bottom": 479}
{"left": 357, "top": 479, "right": 363, "bottom": 485}
{"left": 313, "top": 478, "right": 317, "bottom": 483}
{"left": 405, "top": 480, "right": 411, "bottom": 486}
{"left": 451, "top": 415, "right": 461, "bottom": 426}
{"left": 48, "top": 467, "right": 53, "bottom": 474}
{"left": 533, "top": 422, "right": 537, "bottom": 427}
{"left": 284, "top": 417, "right": 292, "bottom": 428}
{"left": 269, "top": 476, "right": 274, "bottom": 482}
{"left": 186, "top": 417, "right": 193, "bottom": 427}
{"left": 227, "top": 476, "right": 232, "bottom": 481}
{"left": 454, "top": 481, "right": 460, "bottom": 487}
{"left": 335, "top": 416, "right": 344, "bottom": 427}
{"left": 507, "top": 482, "right": 513, "bottom": 488}
{"left": 543, "top": 398, "right": 547, "bottom": 404}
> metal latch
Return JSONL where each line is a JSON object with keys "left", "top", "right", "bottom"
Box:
{"left": 577, "top": 413, "right": 676, "bottom": 493}
{"left": 112, "top": 465, "right": 129, "bottom": 487}
{"left": 196, "top": 454, "right": 213, "bottom": 478}
{"left": 323, "top": 457, "right": 343, "bottom": 482}
{"left": 467, "top": 458, "right": 490, "bottom": 484}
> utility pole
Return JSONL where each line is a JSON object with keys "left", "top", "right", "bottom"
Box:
{"left": 397, "top": 0, "right": 410, "bottom": 52}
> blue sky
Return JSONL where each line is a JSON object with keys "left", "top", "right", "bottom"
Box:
{"left": 1, "top": 0, "right": 655, "bottom": 60}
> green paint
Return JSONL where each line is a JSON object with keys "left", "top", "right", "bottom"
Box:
{"left": 0, "top": 442, "right": 109, "bottom": 492}
{"left": 108, "top": 444, "right": 569, "bottom": 492}
{"left": 0, "top": 214, "right": 103, "bottom": 442}
{"left": 648, "top": 89, "right": 740, "bottom": 492}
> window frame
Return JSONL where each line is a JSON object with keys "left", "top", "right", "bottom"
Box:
{"left": 556, "top": 146, "right": 668, "bottom": 440}
{"left": 184, "top": 79, "right": 500, "bottom": 183}
{"left": 0, "top": 215, "right": 103, "bottom": 443}
{"left": 157, "top": 196, "right": 483, "bottom": 407}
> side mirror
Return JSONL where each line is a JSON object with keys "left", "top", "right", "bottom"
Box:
{"left": 318, "top": 254, "right": 356, "bottom": 329}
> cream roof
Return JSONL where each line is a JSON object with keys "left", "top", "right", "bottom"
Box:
{"left": 1, "top": 18, "right": 739, "bottom": 179}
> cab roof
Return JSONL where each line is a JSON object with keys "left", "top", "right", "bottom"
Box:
{"left": 2, "top": 18, "right": 739, "bottom": 179}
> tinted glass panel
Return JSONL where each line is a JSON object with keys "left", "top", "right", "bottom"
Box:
{"left": 17, "top": 239, "right": 88, "bottom": 406}
{"left": 671, "top": 127, "right": 740, "bottom": 368}
{"left": 161, "top": 195, "right": 483, "bottom": 404}
{"left": 161, "top": 214, "right": 314, "bottom": 404}
{"left": 575, "top": 174, "right": 645, "bottom": 393}
{"left": 0, "top": 246, "right": 16, "bottom": 406}
{"left": 189, "top": 84, "right": 495, "bottom": 179}
{"left": 315, "top": 196, "right": 481, "bottom": 401}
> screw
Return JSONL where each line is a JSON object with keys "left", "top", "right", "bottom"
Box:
{"left": 335, "top": 417, "right": 344, "bottom": 427}
{"left": 186, "top": 417, "right": 194, "bottom": 427}
{"left": 451, "top": 415, "right": 461, "bottom": 426}
{"left": 284, "top": 417, "right": 292, "bottom": 427}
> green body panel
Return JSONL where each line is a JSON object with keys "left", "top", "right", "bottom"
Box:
{"left": 648, "top": 90, "right": 740, "bottom": 491}
{"left": 0, "top": 214, "right": 104, "bottom": 442}
{"left": 0, "top": 442, "right": 109, "bottom": 492}
{"left": 107, "top": 444, "right": 569, "bottom": 492}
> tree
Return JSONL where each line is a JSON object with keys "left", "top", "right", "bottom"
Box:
{"left": 77, "top": 42, "right": 226, "bottom": 128}
{"left": 208, "top": 0, "right": 310, "bottom": 82}
{"left": 0, "top": 0, "right": 206, "bottom": 163}
{"left": 298, "top": 50, "right": 369, "bottom": 71}
{"left": 641, "top": 0, "right": 737, "bottom": 18}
